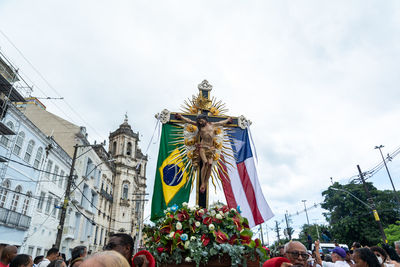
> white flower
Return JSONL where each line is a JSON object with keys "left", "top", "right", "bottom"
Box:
{"left": 209, "top": 224, "right": 215, "bottom": 231}
{"left": 210, "top": 210, "right": 216, "bottom": 216}
{"left": 190, "top": 206, "right": 196, "bottom": 212}
{"left": 195, "top": 205, "right": 199, "bottom": 209}
{"left": 199, "top": 209, "right": 204, "bottom": 214}
{"left": 184, "top": 240, "right": 190, "bottom": 248}
{"left": 230, "top": 208, "right": 236, "bottom": 212}
{"left": 216, "top": 214, "right": 223, "bottom": 220}
{"left": 219, "top": 211, "right": 224, "bottom": 215}
{"left": 176, "top": 222, "right": 182, "bottom": 230}
{"left": 185, "top": 257, "right": 192, "bottom": 262}
{"left": 167, "top": 207, "right": 171, "bottom": 211}
{"left": 190, "top": 236, "right": 196, "bottom": 241}
{"left": 195, "top": 221, "right": 201, "bottom": 227}
{"left": 169, "top": 231, "right": 175, "bottom": 238}
{"left": 182, "top": 202, "right": 188, "bottom": 207}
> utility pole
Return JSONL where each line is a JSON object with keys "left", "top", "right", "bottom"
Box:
{"left": 55, "top": 144, "right": 78, "bottom": 249}
{"left": 357, "top": 165, "right": 388, "bottom": 244}
{"left": 275, "top": 220, "right": 281, "bottom": 243}
{"left": 285, "top": 211, "right": 292, "bottom": 240}
{"left": 375, "top": 145, "right": 400, "bottom": 207}
{"left": 302, "top": 200, "right": 310, "bottom": 225}
{"left": 259, "top": 223, "right": 265, "bottom": 245}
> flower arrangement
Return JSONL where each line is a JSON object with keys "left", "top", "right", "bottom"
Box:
{"left": 143, "top": 203, "right": 267, "bottom": 266}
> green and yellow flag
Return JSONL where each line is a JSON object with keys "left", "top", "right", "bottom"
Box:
{"left": 150, "top": 123, "right": 191, "bottom": 222}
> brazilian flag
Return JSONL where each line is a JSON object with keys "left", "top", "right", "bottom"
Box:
{"left": 150, "top": 123, "right": 192, "bottom": 222}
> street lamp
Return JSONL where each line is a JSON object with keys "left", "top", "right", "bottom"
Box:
{"left": 331, "top": 187, "right": 372, "bottom": 209}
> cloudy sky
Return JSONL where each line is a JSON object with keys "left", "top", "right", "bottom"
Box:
{"left": 1, "top": 0, "right": 400, "bottom": 243}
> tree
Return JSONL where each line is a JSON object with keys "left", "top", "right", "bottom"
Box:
{"left": 321, "top": 182, "right": 399, "bottom": 246}
{"left": 298, "top": 224, "right": 332, "bottom": 246}
{"left": 384, "top": 221, "right": 400, "bottom": 246}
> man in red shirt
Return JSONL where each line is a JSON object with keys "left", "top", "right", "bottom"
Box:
{"left": 0, "top": 245, "right": 17, "bottom": 267}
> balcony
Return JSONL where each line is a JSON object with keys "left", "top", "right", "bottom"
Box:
{"left": 100, "top": 189, "right": 113, "bottom": 203}
{"left": 63, "top": 226, "right": 75, "bottom": 240}
{"left": 0, "top": 207, "right": 31, "bottom": 230}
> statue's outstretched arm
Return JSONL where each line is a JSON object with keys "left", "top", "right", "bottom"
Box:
{"left": 175, "top": 113, "right": 196, "bottom": 125}
{"left": 213, "top": 117, "right": 232, "bottom": 126}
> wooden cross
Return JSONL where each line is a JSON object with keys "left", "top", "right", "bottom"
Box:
{"left": 168, "top": 80, "right": 237, "bottom": 208}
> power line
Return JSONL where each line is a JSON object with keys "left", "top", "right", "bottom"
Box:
{"left": 0, "top": 30, "right": 103, "bottom": 140}
{"left": 0, "top": 155, "right": 69, "bottom": 177}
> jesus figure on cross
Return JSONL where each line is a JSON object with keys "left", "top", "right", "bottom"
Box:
{"left": 175, "top": 113, "right": 232, "bottom": 193}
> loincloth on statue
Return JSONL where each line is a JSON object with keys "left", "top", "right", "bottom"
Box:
{"left": 196, "top": 144, "right": 216, "bottom": 158}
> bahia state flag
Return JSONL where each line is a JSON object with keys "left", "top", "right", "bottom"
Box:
{"left": 219, "top": 127, "right": 274, "bottom": 228}
{"left": 151, "top": 124, "right": 192, "bottom": 222}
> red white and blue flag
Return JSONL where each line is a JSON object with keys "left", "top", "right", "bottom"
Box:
{"left": 219, "top": 127, "right": 274, "bottom": 227}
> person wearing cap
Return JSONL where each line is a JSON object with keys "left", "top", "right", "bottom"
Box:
{"left": 315, "top": 240, "right": 350, "bottom": 267}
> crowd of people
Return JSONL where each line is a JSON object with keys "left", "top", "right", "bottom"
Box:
{"left": 0, "top": 233, "right": 155, "bottom": 267}
{"left": 2, "top": 233, "right": 400, "bottom": 267}
{"left": 264, "top": 240, "right": 400, "bottom": 267}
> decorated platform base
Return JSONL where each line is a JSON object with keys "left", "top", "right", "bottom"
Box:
{"left": 144, "top": 203, "right": 266, "bottom": 267}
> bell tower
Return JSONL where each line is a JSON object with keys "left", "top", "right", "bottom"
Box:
{"left": 109, "top": 114, "right": 147, "bottom": 238}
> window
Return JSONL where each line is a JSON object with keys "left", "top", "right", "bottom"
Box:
{"left": 122, "top": 184, "right": 129, "bottom": 200}
{"left": 112, "top": 141, "right": 117, "bottom": 155}
{"left": 10, "top": 185, "right": 22, "bottom": 211}
{"left": 99, "top": 228, "right": 104, "bottom": 245}
{"left": 58, "top": 170, "right": 65, "bottom": 188}
{"left": 27, "top": 246, "right": 34, "bottom": 256}
{"left": 24, "top": 140, "right": 35, "bottom": 163}
{"left": 36, "top": 247, "right": 42, "bottom": 258}
{"left": 37, "top": 191, "right": 45, "bottom": 211}
{"left": 0, "top": 121, "right": 14, "bottom": 147}
{"left": 94, "top": 226, "right": 98, "bottom": 245}
{"left": 13, "top": 131, "right": 25, "bottom": 156}
{"left": 45, "top": 195, "right": 53, "bottom": 214}
{"left": 22, "top": 192, "right": 31, "bottom": 215}
{"left": 0, "top": 179, "right": 10, "bottom": 208}
{"left": 127, "top": 142, "right": 132, "bottom": 156}
{"left": 33, "top": 147, "right": 43, "bottom": 168}
{"left": 74, "top": 213, "right": 81, "bottom": 240}
{"left": 44, "top": 160, "right": 53, "bottom": 178}
{"left": 53, "top": 165, "right": 59, "bottom": 182}
{"left": 85, "top": 158, "right": 93, "bottom": 177}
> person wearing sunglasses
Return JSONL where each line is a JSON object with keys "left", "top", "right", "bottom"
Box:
{"left": 283, "top": 241, "right": 309, "bottom": 267}
{"left": 315, "top": 240, "right": 350, "bottom": 267}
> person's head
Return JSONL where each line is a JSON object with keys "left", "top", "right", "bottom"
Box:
{"left": 196, "top": 114, "right": 208, "bottom": 127}
{"left": 370, "top": 246, "right": 387, "bottom": 266}
{"left": 353, "top": 242, "right": 362, "bottom": 250}
{"left": 1, "top": 245, "right": 18, "bottom": 264}
{"left": 80, "top": 251, "right": 130, "bottom": 267}
{"left": 33, "top": 256, "right": 44, "bottom": 265}
{"left": 331, "top": 247, "right": 347, "bottom": 263}
{"left": 71, "top": 246, "right": 87, "bottom": 260}
{"left": 353, "top": 248, "right": 381, "bottom": 267}
{"left": 9, "top": 254, "right": 33, "bottom": 267}
{"left": 104, "top": 233, "right": 134, "bottom": 263}
{"left": 395, "top": 241, "right": 400, "bottom": 256}
{"left": 47, "top": 260, "right": 66, "bottom": 267}
{"left": 46, "top": 248, "right": 60, "bottom": 262}
{"left": 278, "top": 245, "right": 285, "bottom": 257}
{"left": 132, "top": 250, "right": 155, "bottom": 267}
{"left": 284, "top": 241, "right": 308, "bottom": 266}
{"left": 70, "top": 257, "right": 84, "bottom": 267}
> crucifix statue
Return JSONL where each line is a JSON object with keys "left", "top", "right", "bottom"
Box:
{"left": 156, "top": 80, "right": 239, "bottom": 208}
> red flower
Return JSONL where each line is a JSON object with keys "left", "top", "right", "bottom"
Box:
{"left": 157, "top": 247, "right": 166, "bottom": 253}
{"left": 228, "top": 235, "right": 238, "bottom": 245}
{"left": 177, "top": 210, "right": 190, "bottom": 221}
{"left": 232, "top": 216, "right": 242, "bottom": 231}
{"left": 255, "top": 238, "right": 261, "bottom": 247}
{"left": 240, "top": 235, "right": 252, "bottom": 245}
{"left": 202, "top": 216, "right": 212, "bottom": 225}
{"left": 219, "top": 205, "right": 230, "bottom": 213}
{"left": 214, "top": 230, "right": 228, "bottom": 244}
{"left": 195, "top": 210, "right": 204, "bottom": 221}
{"left": 212, "top": 217, "right": 222, "bottom": 224}
{"left": 201, "top": 234, "right": 210, "bottom": 246}
{"left": 160, "top": 225, "right": 172, "bottom": 234}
